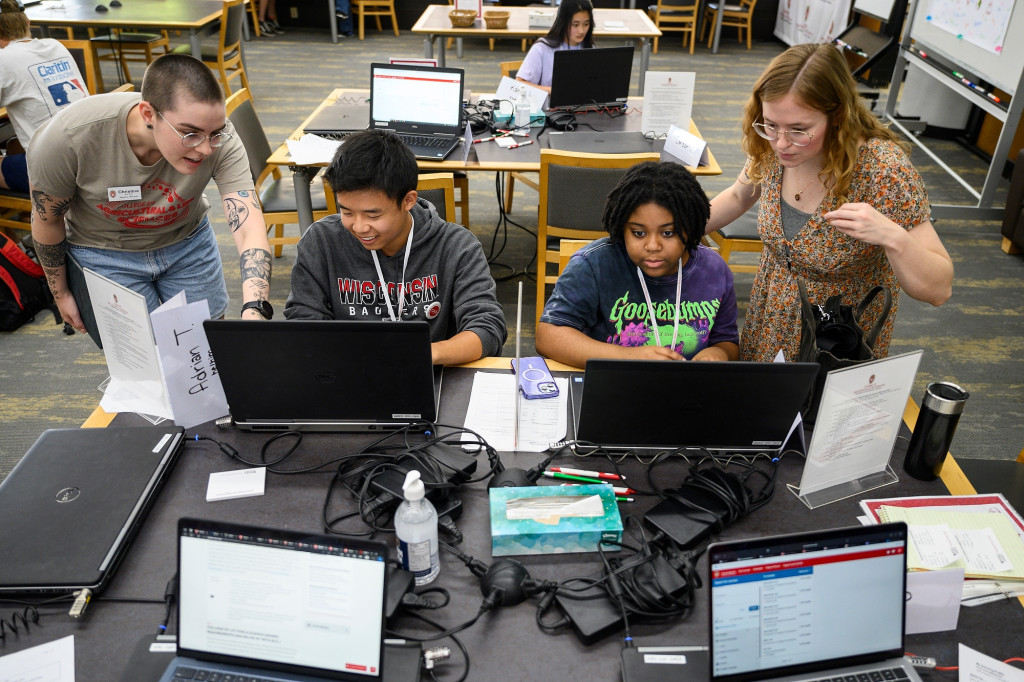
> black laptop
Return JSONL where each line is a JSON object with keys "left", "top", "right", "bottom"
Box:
{"left": 570, "top": 360, "right": 818, "bottom": 451}
{"left": 204, "top": 320, "right": 438, "bottom": 432}
{"left": 548, "top": 45, "right": 634, "bottom": 110}
{"left": 303, "top": 99, "right": 370, "bottom": 139}
{"left": 0, "top": 426, "right": 184, "bottom": 594}
{"left": 159, "top": 518, "right": 421, "bottom": 682}
{"left": 368, "top": 63, "right": 465, "bottom": 160}
{"left": 708, "top": 522, "right": 922, "bottom": 682}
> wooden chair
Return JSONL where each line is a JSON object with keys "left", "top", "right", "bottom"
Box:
{"left": 704, "top": 203, "right": 762, "bottom": 273}
{"left": 324, "top": 173, "right": 458, "bottom": 226}
{"left": 701, "top": 0, "right": 758, "bottom": 50}
{"left": 647, "top": 0, "right": 699, "bottom": 54}
{"left": 535, "top": 149, "right": 660, "bottom": 325}
{"left": 499, "top": 60, "right": 539, "bottom": 214}
{"left": 173, "top": 0, "right": 250, "bottom": 96}
{"left": 58, "top": 38, "right": 100, "bottom": 95}
{"left": 226, "top": 88, "right": 330, "bottom": 257}
{"left": 248, "top": 0, "right": 262, "bottom": 37}
{"left": 88, "top": 28, "right": 170, "bottom": 92}
{"left": 351, "top": 0, "right": 399, "bottom": 40}
{"left": 558, "top": 239, "right": 591, "bottom": 275}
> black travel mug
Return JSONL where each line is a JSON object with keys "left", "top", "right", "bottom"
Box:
{"left": 903, "top": 382, "right": 969, "bottom": 481}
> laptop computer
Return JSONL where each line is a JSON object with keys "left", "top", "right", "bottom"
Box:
{"left": 570, "top": 360, "right": 818, "bottom": 451}
{"left": 708, "top": 522, "right": 922, "bottom": 682}
{"left": 548, "top": 46, "right": 634, "bottom": 110}
{"left": 546, "top": 131, "right": 655, "bottom": 154}
{"left": 0, "top": 426, "right": 184, "bottom": 594}
{"left": 369, "top": 63, "right": 465, "bottom": 160}
{"left": 159, "top": 518, "right": 421, "bottom": 682}
{"left": 204, "top": 319, "right": 439, "bottom": 432}
{"left": 303, "top": 100, "right": 370, "bottom": 139}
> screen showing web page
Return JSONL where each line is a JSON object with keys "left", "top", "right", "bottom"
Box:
{"left": 372, "top": 67, "right": 462, "bottom": 127}
{"left": 711, "top": 540, "right": 905, "bottom": 676}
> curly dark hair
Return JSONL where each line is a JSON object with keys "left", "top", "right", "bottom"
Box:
{"left": 601, "top": 162, "right": 710, "bottom": 252}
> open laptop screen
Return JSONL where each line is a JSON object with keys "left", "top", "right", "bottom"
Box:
{"left": 177, "top": 519, "right": 388, "bottom": 680}
{"left": 370, "top": 63, "right": 464, "bottom": 128}
{"left": 548, "top": 46, "right": 634, "bottom": 109}
{"left": 709, "top": 523, "right": 908, "bottom": 682}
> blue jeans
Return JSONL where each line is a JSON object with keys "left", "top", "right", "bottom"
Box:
{"left": 69, "top": 218, "right": 230, "bottom": 318}
{"left": 335, "top": 0, "right": 353, "bottom": 33}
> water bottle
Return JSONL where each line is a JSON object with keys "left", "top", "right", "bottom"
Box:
{"left": 903, "top": 382, "right": 969, "bottom": 481}
{"left": 395, "top": 470, "right": 439, "bottom": 585}
{"left": 514, "top": 88, "right": 531, "bottom": 130}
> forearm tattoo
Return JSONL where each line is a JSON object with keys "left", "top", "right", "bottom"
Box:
{"left": 35, "top": 239, "right": 67, "bottom": 269}
{"left": 225, "top": 194, "right": 252, "bottom": 233}
{"left": 240, "top": 248, "right": 272, "bottom": 300}
{"left": 31, "top": 190, "right": 72, "bottom": 222}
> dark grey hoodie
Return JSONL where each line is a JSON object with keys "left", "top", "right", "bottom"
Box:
{"left": 284, "top": 199, "right": 507, "bottom": 356}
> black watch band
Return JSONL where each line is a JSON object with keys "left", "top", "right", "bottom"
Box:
{"left": 241, "top": 300, "right": 273, "bottom": 320}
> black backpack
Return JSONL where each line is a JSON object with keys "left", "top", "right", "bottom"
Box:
{"left": 0, "top": 233, "right": 60, "bottom": 332}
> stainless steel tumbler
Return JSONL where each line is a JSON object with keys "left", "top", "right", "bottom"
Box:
{"left": 903, "top": 382, "right": 969, "bottom": 481}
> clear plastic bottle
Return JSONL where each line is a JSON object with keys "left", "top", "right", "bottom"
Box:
{"left": 394, "top": 470, "right": 439, "bottom": 585}
{"left": 514, "top": 87, "right": 531, "bottom": 130}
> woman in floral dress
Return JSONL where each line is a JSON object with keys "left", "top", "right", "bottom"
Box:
{"left": 706, "top": 43, "right": 953, "bottom": 362}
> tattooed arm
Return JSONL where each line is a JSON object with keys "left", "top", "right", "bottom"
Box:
{"left": 29, "top": 187, "right": 84, "bottom": 332}
{"left": 222, "top": 190, "right": 273, "bottom": 319}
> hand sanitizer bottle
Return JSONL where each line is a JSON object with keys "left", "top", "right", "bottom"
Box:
{"left": 395, "top": 470, "right": 439, "bottom": 585}
{"left": 514, "top": 87, "right": 531, "bottom": 130}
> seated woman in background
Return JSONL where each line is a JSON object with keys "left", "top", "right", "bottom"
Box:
{"left": 536, "top": 161, "right": 739, "bottom": 369}
{"left": 516, "top": 0, "right": 594, "bottom": 92}
{"left": 705, "top": 43, "right": 953, "bottom": 363}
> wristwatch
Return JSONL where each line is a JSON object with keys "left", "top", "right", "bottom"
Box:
{"left": 241, "top": 300, "right": 273, "bottom": 320}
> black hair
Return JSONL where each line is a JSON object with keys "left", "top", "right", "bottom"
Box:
{"left": 141, "top": 54, "right": 223, "bottom": 113}
{"left": 324, "top": 129, "right": 418, "bottom": 206}
{"left": 602, "top": 162, "right": 710, "bottom": 252}
{"left": 539, "top": 0, "right": 595, "bottom": 48}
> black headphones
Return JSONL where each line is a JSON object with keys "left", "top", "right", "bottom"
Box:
{"left": 546, "top": 111, "right": 577, "bottom": 132}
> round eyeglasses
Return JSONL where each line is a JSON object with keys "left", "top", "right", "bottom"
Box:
{"left": 156, "top": 111, "right": 232, "bottom": 149}
{"left": 752, "top": 122, "right": 815, "bottom": 147}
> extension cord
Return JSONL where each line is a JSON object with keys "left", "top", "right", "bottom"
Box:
{"left": 555, "top": 554, "right": 691, "bottom": 645}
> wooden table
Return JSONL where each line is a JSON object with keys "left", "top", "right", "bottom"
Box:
{"left": 268, "top": 88, "right": 721, "bottom": 230}
{"left": 411, "top": 6, "right": 661, "bottom": 92}
{"left": 26, "top": 0, "right": 231, "bottom": 58}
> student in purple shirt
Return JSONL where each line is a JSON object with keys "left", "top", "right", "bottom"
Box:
{"left": 516, "top": 0, "right": 595, "bottom": 91}
{"left": 537, "top": 162, "right": 740, "bottom": 368}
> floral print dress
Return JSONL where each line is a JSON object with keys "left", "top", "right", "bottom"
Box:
{"left": 739, "top": 138, "right": 931, "bottom": 362}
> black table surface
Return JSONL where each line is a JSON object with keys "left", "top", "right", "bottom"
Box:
{"left": 1, "top": 367, "right": 1020, "bottom": 680}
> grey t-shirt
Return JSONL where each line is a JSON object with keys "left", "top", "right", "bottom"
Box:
{"left": 780, "top": 198, "right": 812, "bottom": 242}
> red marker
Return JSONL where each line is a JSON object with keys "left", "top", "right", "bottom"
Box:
{"left": 550, "top": 466, "right": 625, "bottom": 481}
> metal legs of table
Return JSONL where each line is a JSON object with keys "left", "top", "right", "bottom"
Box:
{"left": 699, "top": 0, "right": 725, "bottom": 54}
{"left": 291, "top": 165, "right": 319, "bottom": 234}
{"left": 638, "top": 39, "right": 650, "bottom": 92}
{"left": 329, "top": 0, "right": 339, "bottom": 43}
{"left": 423, "top": 35, "right": 447, "bottom": 68}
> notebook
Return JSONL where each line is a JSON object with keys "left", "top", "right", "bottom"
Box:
{"left": 570, "top": 360, "right": 818, "bottom": 451}
{"left": 158, "top": 518, "right": 420, "bottom": 682}
{"left": 708, "top": 522, "right": 922, "bottom": 682}
{"left": 0, "top": 426, "right": 184, "bottom": 594}
{"left": 204, "top": 319, "right": 439, "bottom": 432}
{"left": 548, "top": 46, "right": 634, "bottom": 110}
{"left": 369, "top": 63, "right": 465, "bottom": 160}
{"left": 303, "top": 100, "right": 370, "bottom": 139}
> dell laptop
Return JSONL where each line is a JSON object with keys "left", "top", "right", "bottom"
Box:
{"left": 368, "top": 63, "right": 465, "bottom": 160}
{"left": 0, "top": 426, "right": 184, "bottom": 594}
{"left": 159, "top": 518, "right": 420, "bottom": 682}
{"left": 548, "top": 45, "right": 634, "bottom": 110}
{"left": 708, "top": 522, "right": 922, "bottom": 682}
{"left": 204, "top": 319, "right": 438, "bottom": 432}
{"left": 570, "top": 360, "right": 818, "bottom": 451}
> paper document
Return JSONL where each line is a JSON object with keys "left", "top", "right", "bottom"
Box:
{"left": 0, "top": 634, "right": 74, "bottom": 682}
{"left": 640, "top": 71, "right": 694, "bottom": 137}
{"left": 958, "top": 644, "right": 1024, "bottom": 682}
{"left": 860, "top": 493, "right": 1024, "bottom": 542}
{"left": 904, "top": 568, "right": 963, "bottom": 634}
{"left": 462, "top": 372, "right": 567, "bottom": 452}
{"left": 286, "top": 133, "right": 343, "bottom": 164}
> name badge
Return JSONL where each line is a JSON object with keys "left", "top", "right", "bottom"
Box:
{"left": 107, "top": 185, "right": 142, "bottom": 201}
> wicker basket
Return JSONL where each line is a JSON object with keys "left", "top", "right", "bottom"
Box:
{"left": 448, "top": 9, "right": 478, "bottom": 27}
{"left": 483, "top": 10, "right": 509, "bottom": 28}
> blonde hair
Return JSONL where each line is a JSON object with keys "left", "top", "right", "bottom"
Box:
{"left": 0, "top": 0, "right": 29, "bottom": 42}
{"left": 741, "top": 43, "right": 908, "bottom": 203}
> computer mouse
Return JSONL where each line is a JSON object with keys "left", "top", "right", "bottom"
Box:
{"left": 95, "top": 3, "right": 108, "bottom": 10}
{"left": 109, "top": 1, "right": 121, "bottom": 7}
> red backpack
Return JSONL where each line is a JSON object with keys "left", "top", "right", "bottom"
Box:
{"left": 0, "top": 233, "right": 60, "bottom": 332}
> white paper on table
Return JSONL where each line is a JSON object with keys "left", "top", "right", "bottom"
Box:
{"left": 496, "top": 76, "right": 548, "bottom": 114}
{"left": 150, "top": 295, "right": 229, "bottom": 429}
{"left": 0, "top": 634, "right": 74, "bottom": 682}
{"left": 958, "top": 644, "right": 1024, "bottom": 682}
{"left": 772, "top": 349, "right": 806, "bottom": 455}
{"left": 954, "top": 527, "right": 1014, "bottom": 573}
{"left": 908, "top": 523, "right": 961, "bottom": 569}
{"left": 662, "top": 124, "right": 709, "bottom": 167}
{"left": 905, "top": 568, "right": 963, "bottom": 634}
{"left": 640, "top": 71, "right": 694, "bottom": 137}
{"left": 602, "top": 21, "right": 628, "bottom": 30}
{"left": 461, "top": 121, "right": 473, "bottom": 162}
{"left": 462, "top": 372, "right": 567, "bottom": 452}
{"left": 286, "top": 133, "right": 343, "bottom": 164}
{"left": 85, "top": 268, "right": 173, "bottom": 418}
{"left": 207, "top": 467, "right": 267, "bottom": 502}
{"left": 797, "top": 350, "right": 922, "bottom": 495}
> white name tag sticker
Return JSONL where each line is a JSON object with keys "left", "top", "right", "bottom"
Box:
{"left": 107, "top": 185, "right": 143, "bottom": 201}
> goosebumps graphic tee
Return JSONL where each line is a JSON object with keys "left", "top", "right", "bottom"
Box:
{"left": 540, "top": 238, "right": 739, "bottom": 359}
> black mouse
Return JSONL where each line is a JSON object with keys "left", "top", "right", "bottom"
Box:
{"left": 95, "top": 3, "right": 108, "bottom": 10}
{"left": 109, "top": 1, "right": 121, "bottom": 7}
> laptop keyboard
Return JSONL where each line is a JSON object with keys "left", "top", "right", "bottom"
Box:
{"left": 807, "top": 666, "right": 910, "bottom": 682}
{"left": 171, "top": 666, "right": 291, "bottom": 682}
{"left": 397, "top": 133, "right": 449, "bottom": 148}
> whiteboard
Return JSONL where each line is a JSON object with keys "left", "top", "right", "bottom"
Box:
{"left": 854, "top": 0, "right": 896, "bottom": 21}
{"left": 910, "top": 0, "right": 1023, "bottom": 95}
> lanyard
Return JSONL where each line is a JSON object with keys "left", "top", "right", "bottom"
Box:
{"left": 370, "top": 218, "right": 414, "bottom": 322}
{"left": 636, "top": 259, "right": 683, "bottom": 350}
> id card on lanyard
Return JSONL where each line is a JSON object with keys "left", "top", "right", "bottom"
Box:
{"left": 370, "top": 219, "right": 415, "bottom": 321}
{"left": 636, "top": 259, "right": 682, "bottom": 349}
